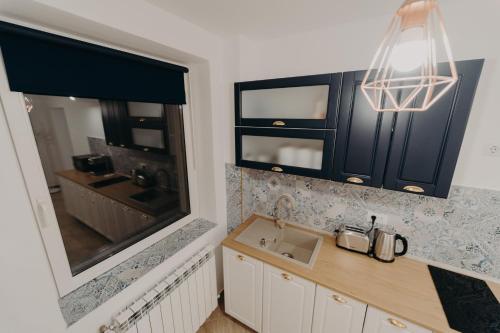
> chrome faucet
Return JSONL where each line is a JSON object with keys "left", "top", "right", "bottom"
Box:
{"left": 273, "top": 194, "right": 295, "bottom": 229}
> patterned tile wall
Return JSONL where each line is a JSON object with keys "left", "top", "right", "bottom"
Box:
{"left": 88, "top": 137, "right": 178, "bottom": 190}
{"left": 226, "top": 164, "right": 500, "bottom": 279}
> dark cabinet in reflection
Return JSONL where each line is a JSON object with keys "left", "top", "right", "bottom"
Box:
{"left": 100, "top": 100, "right": 172, "bottom": 154}
{"left": 100, "top": 100, "right": 131, "bottom": 148}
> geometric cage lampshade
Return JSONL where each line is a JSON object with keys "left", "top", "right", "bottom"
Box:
{"left": 361, "top": 0, "right": 458, "bottom": 112}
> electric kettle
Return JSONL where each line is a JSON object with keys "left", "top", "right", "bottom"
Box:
{"left": 372, "top": 229, "right": 408, "bottom": 263}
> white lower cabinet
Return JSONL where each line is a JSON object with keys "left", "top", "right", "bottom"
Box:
{"left": 223, "top": 247, "right": 263, "bottom": 331}
{"left": 223, "top": 246, "right": 432, "bottom": 333}
{"left": 312, "top": 285, "right": 367, "bottom": 333}
{"left": 362, "top": 307, "right": 432, "bottom": 333}
{"left": 262, "top": 263, "right": 315, "bottom": 333}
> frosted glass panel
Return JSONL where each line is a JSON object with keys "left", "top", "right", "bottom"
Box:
{"left": 132, "top": 128, "right": 165, "bottom": 149}
{"left": 128, "top": 102, "right": 163, "bottom": 117}
{"left": 242, "top": 85, "right": 329, "bottom": 119}
{"left": 242, "top": 136, "right": 323, "bottom": 169}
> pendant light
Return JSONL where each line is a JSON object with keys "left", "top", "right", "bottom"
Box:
{"left": 361, "top": 0, "right": 457, "bottom": 112}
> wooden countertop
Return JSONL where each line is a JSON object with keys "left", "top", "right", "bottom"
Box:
{"left": 222, "top": 214, "right": 500, "bottom": 333}
{"left": 56, "top": 169, "right": 174, "bottom": 216}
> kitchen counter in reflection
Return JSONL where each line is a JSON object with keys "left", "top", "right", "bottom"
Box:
{"left": 56, "top": 169, "right": 178, "bottom": 217}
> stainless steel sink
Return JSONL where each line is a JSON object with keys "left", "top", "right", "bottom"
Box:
{"left": 235, "top": 218, "right": 323, "bottom": 268}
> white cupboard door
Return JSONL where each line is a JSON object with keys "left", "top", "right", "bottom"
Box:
{"left": 262, "top": 264, "right": 315, "bottom": 333}
{"left": 312, "top": 285, "right": 367, "bottom": 333}
{"left": 223, "top": 247, "right": 263, "bottom": 331}
{"left": 363, "top": 307, "right": 432, "bottom": 333}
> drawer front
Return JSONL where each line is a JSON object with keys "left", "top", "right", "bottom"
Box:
{"left": 363, "top": 307, "right": 432, "bottom": 333}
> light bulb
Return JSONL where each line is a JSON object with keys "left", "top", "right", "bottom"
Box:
{"left": 390, "top": 27, "right": 427, "bottom": 72}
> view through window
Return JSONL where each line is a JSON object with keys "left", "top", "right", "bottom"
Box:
{"left": 26, "top": 94, "right": 190, "bottom": 275}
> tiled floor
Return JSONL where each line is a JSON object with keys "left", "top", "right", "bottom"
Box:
{"left": 198, "top": 302, "right": 255, "bottom": 333}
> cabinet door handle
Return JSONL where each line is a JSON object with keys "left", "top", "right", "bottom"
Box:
{"left": 388, "top": 318, "right": 407, "bottom": 329}
{"left": 272, "top": 120, "right": 286, "bottom": 126}
{"left": 346, "top": 177, "right": 364, "bottom": 184}
{"left": 139, "top": 118, "right": 146, "bottom": 122}
{"left": 403, "top": 185, "right": 424, "bottom": 193}
{"left": 237, "top": 255, "right": 244, "bottom": 261}
{"left": 143, "top": 148, "right": 150, "bottom": 152}
{"left": 271, "top": 166, "right": 283, "bottom": 173}
{"left": 331, "top": 295, "right": 347, "bottom": 304}
{"left": 281, "top": 273, "right": 292, "bottom": 281}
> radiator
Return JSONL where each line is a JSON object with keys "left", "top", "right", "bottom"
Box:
{"left": 100, "top": 246, "right": 218, "bottom": 333}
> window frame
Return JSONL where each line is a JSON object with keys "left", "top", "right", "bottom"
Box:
{"left": 0, "top": 51, "right": 200, "bottom": 297}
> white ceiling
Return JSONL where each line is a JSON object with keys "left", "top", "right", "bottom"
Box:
{"left": 146, "top": 0, "right": 412, "bottom": 39}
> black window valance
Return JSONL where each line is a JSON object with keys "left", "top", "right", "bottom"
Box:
{"left": 0, "top": 21, "right": 188, "bottom": 104}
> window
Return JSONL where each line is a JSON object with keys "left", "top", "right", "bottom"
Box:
{"left": 25, "top": 95, "right": 190, "bottom": 276}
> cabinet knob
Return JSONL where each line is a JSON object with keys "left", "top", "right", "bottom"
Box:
{"left": 346, "top": 177, "right": 364, "bottom": 184}
{"left": 272, "top": 120, "right": 286, "bottom": 127}
{"left": 237, "top": 255, "right": 244, "bottom": 261}
{"left": 331, "top": 295, "right": 347, "bottom": 304}
{"left": 271, "top": 166, "right": 283, "bottom": 173}
{"left": 281, "top": 273, "right": 292, "bottom": 281}
{"left": 403, "top": 185, "right": 424, "bottom": 193}
{"left": 387, "top": 318, "right": 407, "bottom": 329}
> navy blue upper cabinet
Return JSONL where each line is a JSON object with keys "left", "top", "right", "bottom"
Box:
{"left": 235, "top": 73, "right": 342, "bottom": 129}
{"left": 333, "top": 70, "right": 394, "bottom": 187}
{"left": 235, "top": 127, "right": 335, "bottom": 179}
{"left": 384, "top": 59, "right": 484, "bottom": 198}
{"left": 233, "top": 59, "right": 484, "bottom": 198}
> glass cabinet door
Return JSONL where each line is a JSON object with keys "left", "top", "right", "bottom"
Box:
{"left": 127, "top": 102, "right": 164, "bottom": 118}
{"left": 235, "top": 73, "right": 342, "bottom": 129}
{"left": 125, "top": 102, "right": 170, "bottom": 154}
{"left": 131, "top": 128, "right": 166, "bottom": 151}
{"left": 236, "top": 127, "right": 334, "bottom": 179}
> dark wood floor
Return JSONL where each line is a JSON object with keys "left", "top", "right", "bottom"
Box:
{"left": 51, "top": 191, "right": 112, "bottom": 268}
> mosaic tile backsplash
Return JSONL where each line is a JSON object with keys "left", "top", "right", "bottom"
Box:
{"left": 88, "top": 137, "right": 178, "bottom": 190}
{"left": 226, "top": 164, "right": 500, "bottom": 279}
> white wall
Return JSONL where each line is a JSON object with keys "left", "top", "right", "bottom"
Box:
{"left": 236, "top": 0, "right": 500, "bottom": 191}
{"left": 0, "top": 0, "right": 236, "bottom": 332}
{"left": 63, "top": 100, "right": 105, "bottom": 155}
